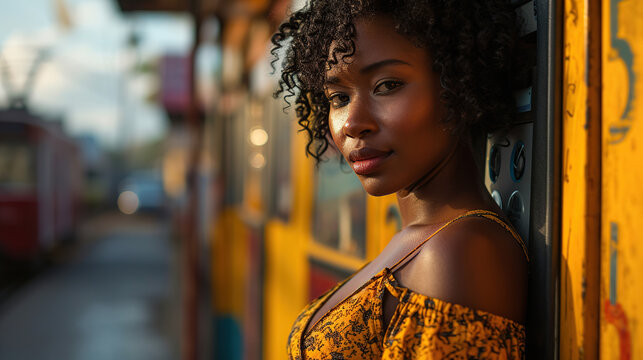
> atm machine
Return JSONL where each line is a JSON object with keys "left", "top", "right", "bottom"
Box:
{"left": 483, "top": 1, "right": 561, "bottom": 358}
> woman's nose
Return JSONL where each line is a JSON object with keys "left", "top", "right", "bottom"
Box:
{"left": 342, "top": 98, "right": 377, "bottom": 139}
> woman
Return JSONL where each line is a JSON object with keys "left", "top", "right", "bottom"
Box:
{"left": 272, "top": 0, "right": 529, "bottom": 358}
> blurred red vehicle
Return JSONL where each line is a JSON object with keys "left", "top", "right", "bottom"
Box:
{"left": 0, "top": 108, "right": 82, "bottom": 261}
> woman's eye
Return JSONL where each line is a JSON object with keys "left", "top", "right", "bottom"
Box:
{"left": 374, "top": 80, "right": 404, "bottom": 94}
{"left": 328, "top": 93, "right": 350, "bottom": 108}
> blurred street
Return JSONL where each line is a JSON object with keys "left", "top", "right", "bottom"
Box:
{"left": 0, "top": 212, "right": 180, "bottom": 360}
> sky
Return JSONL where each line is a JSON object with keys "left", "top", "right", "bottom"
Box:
{"left": 0, "top": 0, "right": 194, "bottom": 148}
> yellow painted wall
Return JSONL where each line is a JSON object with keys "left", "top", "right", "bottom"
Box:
{"left": 263, "top": 121, "right": 314, "bottom": 360}
{"left": 263, "top": 219, "right": 310, "bottom": 360}
{"left": 601, "top": 0, "right": 643, "bottom": 358}
{"left": 560, "top": 0, "right": 601, "bottom": 358}
{"left": 212, "top": 209, "right": 248, "bottom": 318}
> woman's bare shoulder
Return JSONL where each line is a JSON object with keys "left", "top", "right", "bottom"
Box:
{"left": 394, "top": 215, "right": 528, "bottom": 323}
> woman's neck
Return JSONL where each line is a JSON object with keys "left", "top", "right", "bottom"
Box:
{"left": 395, "top": 142, "right": 491, "bottom": 228}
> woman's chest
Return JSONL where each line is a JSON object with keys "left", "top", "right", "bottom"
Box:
{"left": 303, "top": 267, "right": 380, "bottom": 335}
{"left": 302, "top": 235, "right": 426, "bottom": 335}
{"left": 296, "top": 277, "right": 387, "bottom": 359}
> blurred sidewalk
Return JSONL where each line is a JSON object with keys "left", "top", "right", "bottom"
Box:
{"left": 0, "top": 211, "right": 180, "bottom": 360}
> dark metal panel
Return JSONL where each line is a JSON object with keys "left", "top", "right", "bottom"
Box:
{"left": 526, "top": 0, "right": 563, "bottom": 359}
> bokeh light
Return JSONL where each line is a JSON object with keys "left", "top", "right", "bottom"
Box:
{"left": 249, "top": 152, "right": 266, "bottom": 169}
{"left": 117, "top": 190, "right": 139, "bottom": 215}
{"left": 249, "top": 127, "right": 268, "bottom": 146}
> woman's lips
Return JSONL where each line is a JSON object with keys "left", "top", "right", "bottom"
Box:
{"left": 348, "top": 147, "right": 392, "bottom": 175}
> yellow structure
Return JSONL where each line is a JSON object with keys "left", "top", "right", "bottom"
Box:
{"left": 562, "top": 0, "right": 643, "bottom": 358}
{"left": 263, "top": 122, "right": 314, "bottom": 360}
{"left": 560, "top": 0, "right": 601, "bottom": 358}
{"left": 601, "top": 0, "right": 642, "bottom": 359}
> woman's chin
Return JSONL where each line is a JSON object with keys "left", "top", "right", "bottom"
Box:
{"left": 359, "top": 178, "right": 400, "bottom": 197}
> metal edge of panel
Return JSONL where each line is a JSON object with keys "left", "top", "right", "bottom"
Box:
{"left": 527, "top": 0, "right": 563, "bottom": 359}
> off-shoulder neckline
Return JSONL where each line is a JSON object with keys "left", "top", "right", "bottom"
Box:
{"left": 303, "top": 266, "right": 524, "bottom": 338}
{"left": 296, "top": 266, "right": 525, "bottom": 358}
{"left": 296, "top": 209, "right": 527, "bottom": 358}
{"left": 381, "top": 268, "right": 526, "bottom": 328}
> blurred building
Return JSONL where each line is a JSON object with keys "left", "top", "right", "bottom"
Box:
{"left": 115, "top": 1, "right": 293, "bottom": 360}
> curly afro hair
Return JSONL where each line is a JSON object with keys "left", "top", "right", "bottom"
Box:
{"left": 271, "top": 0, "right": 520, "bottom": 162}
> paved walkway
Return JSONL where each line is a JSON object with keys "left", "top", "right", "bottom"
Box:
{"left": 0, "top": 213, "right": 180, "bottom": 360}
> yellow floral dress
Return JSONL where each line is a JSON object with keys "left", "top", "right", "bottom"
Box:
{"left": 287, "top": 210, "right": 529, "bottom": 360}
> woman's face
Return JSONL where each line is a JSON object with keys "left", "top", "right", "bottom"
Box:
{"left": 325, "top": 15, "right": 455, "bottom": 196}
